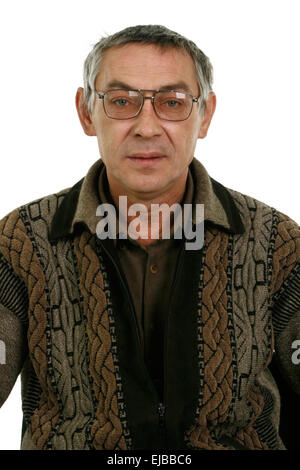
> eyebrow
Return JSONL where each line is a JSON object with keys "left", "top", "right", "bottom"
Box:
{"left": 104, "top": 80, "right": 193, "bottom": 93}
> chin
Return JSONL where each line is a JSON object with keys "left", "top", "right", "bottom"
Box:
{"left": 126, "top": 176, "right": 165, "bottom": 193}
{"left": 131, "top": 184, "right": 161, "bottom": 195}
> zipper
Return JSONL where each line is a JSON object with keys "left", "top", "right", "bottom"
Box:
{"left": 158, "top": 401, "right": 166, "bottom": 446}
{"left": 161, "top": 240, "right": 186, "bottom": 448}
{"left": 97, "top": 238, "right": 160, "bottom": 396}
{"left": 99, "top": 238, "right": 170, "bottom": 448}
{"left": 97, "top": 238, "right": 142, "bottom": 347}
{"left": 98, "top": 237, "right": 185, "bottom": 449}
{"left": 158, "top": 402, "right": 165, "bottom": 425}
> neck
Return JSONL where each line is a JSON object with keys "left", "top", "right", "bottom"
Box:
{"left": 107, "top": 171, "right": 188, "bottom": 247}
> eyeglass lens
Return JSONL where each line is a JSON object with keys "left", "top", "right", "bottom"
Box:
{"left": 103, "top": 90, "right": 193, "bottom": 120}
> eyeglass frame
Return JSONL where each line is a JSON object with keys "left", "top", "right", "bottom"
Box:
{"left": 95, "top": 88, "right": 200, "bottom": 122}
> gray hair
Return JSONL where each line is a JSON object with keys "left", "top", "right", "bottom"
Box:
{"left": 83, "top": 24, "right": 214, "bottom": 115}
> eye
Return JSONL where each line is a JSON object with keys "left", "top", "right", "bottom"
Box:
{"left": 166, "top": 100, "right": 181, "bottom": 107}
{"left": 112, "top": 98, "right": 129, "bottom": 107}
{"left": 158, "top": 97, "right": 183, "bottom": 108}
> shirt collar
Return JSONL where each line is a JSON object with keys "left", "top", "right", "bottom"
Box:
{"left": 49, "top": 157, "right": 244, "bottom": 241}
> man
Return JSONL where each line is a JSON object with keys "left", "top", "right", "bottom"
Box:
{"left": 0, "top": 24, "right": 299, "bottom": 451}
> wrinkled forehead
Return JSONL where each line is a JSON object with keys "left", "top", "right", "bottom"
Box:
{"left": 95, "top": 43, "right": 199, "bottom": 94}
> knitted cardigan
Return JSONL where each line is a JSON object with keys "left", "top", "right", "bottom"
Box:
{"left": 0, "top": 158, "right": 299, "bottom": 450}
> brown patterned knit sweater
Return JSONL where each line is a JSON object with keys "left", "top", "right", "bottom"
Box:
{"left": 0, "top": 157, "right": 299, "bottom": 450}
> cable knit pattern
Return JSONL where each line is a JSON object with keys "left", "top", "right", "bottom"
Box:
{"left": 0, "top": 158, "right": 299, "bottom": 450}
{"left": 185, "top": 228, "right": 232, "bottom": 450}
{"left": 235, "top": 383, "right": 268, "bottom": 449}
{"left": 0, "top": 209, "right": 60, "bottom": 449}
{"left": 270, "top": 212, "right": 300, "bottom": 299}
{"left": 73, "top": 232, "right": 129, "bottom": 450}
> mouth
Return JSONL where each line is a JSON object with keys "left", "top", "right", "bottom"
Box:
{"left": 127, "top": 153, "right": 166, "bottom": 166}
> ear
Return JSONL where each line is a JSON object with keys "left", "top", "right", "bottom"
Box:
{"left": 75, "top": 87, "right": 96, "bottom": 136}
{"left": 198, "top": 92, "right": 216, "bottom": 139}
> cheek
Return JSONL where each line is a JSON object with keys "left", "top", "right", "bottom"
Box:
{"left": 95, "top": 120, "right": 116, "bottom": 153}
{"left": 96, "top": 122, "right": 131, "bottom": 164}
{"left": 170, "top": 124, "right": 198, "bottom": 154}
{"left": 185, "top": 119, "right": 201, "bottom": 146}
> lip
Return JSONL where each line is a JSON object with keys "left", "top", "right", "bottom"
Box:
{"left": 128, "top": 153, "right": 166, "bottom": 158}
{"left": 127, "top": 153, "right": 166, "bottom": 167}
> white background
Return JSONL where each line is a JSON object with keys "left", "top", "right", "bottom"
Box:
{"left": 0, "top": 0, "right": 299, "bottom": 450}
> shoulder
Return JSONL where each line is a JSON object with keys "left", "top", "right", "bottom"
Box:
{"left": 0, "top": 186, "right": 70, "bottom": 267}
{"left": 226, "top": 184, "right": 299, "bottom": 238}
{"left": 225, "top": 185, "right": 300, "bottom": 296}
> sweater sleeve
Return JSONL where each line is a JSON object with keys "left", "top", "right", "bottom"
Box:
{"left": 272, "top": 265, "right": 300, "bottom": 391}
{"left": 0, "top": 249, "right": 28, "bottom": 407}
{"left": 269, "top": 211, "right": 300, "bottom": 449}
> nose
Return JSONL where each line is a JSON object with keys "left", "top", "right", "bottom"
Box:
{"left": 132, "top": 96, "right": 163, "bottom": 138}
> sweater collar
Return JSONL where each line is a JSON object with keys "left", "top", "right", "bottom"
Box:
{"left": 48, "top": 157, "right": 244, "bottom": 241}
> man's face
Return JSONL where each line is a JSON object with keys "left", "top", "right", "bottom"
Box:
{"left": 81, "top": 43, "right": 215, "bottom": 198}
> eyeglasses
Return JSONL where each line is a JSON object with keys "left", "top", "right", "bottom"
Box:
{"left": 95, "top": 89, "right": 200, "bottom": 121}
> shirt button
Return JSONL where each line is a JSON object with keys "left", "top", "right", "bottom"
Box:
{"left": 150, "top": 264, "right": 158, "bottom": 274}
